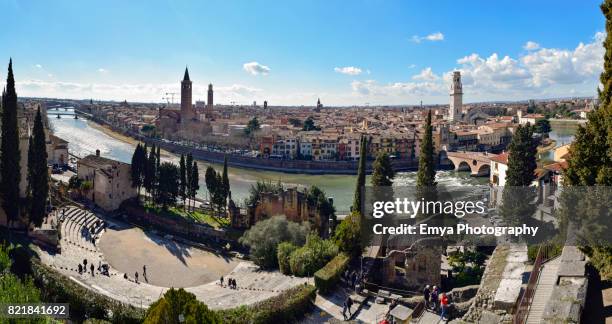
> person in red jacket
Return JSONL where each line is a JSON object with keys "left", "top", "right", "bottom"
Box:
{"left": 439, "top": 292, "right": 449, "bottom": 321}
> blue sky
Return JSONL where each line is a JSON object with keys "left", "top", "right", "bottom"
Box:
{"left": 0, "top": 0, "right": 606, "bottom": 105}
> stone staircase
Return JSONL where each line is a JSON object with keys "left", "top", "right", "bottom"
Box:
{"left": 525, "top": 256, "right": 561, "bottom": 324}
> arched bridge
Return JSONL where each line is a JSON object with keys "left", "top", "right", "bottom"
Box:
{"left": 446, "top": 151, "right": 497, "bottom": 176}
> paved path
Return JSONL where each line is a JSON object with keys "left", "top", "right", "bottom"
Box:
{"left": 37, "top": 205, "right": 309, "bottom": 309}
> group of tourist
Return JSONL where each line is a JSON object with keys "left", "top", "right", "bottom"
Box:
{"left": 343, "top": 269, "right": 363, "bottom": 290}
{"left": 423, "top": 284, "right": 451, "bottom": 321}
{"left": 122, "top": 264, "right": 148, "bottom": 284}
{"left": 77, "top": 258, "right": 95, "bottom": 276}
{"left": 219, "top": 276, "right": 237, "bottom": 289}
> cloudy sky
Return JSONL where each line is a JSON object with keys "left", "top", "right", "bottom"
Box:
{"left": 0, "top": 0, "right": 606, "bottom": 105}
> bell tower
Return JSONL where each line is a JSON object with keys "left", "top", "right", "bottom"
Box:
{"left": 180, "top": 67, "right": 193, "bottom": 121}
{"left": 449, "top": 71, "right": 463, "bottom": 122}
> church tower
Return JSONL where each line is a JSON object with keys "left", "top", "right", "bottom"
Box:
{"left": 206, "top": 83, "right": 214, "bottom": 117}
{"left": 181, "top": 67, "right": 193, "bottom": 122}
{"left": 449, "top": 71, "right": 463, "bottom": 122}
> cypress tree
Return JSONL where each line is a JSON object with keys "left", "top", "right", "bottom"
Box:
{"left": 1, "top": 59, "right": 22, "bottom": 227}
{"left": 554, "top": 0, "right": 612, "bottom": 279}
{"left": 222, "top": 154, "right": 230, "bottom": 201}
{"left": 157, "top": 162, "right": 179, "bottom": 209}
{"left": 416, "top": 110, "right": 437, "bottom": 202}
{"left": 185, "top": 153, "right": 193, "bottom": 209}
{"left": 371, "top": 152, "right": 395, "bottom": 186}
{"left": 351, "top": 135, "right": 367, "bottom": 214}
{"left": 505, "top": 124, "right": 537, "bottom": 186}
{"left": 27, "top": 107, "right": 48, "bottom": 227}
{"left": 500, "top": 124, "right": 538, "bottom": 227}
{"left": 179, "top": 154, "right": 187, "bottom": 208}
{"left": 130, "top": 144, "right": 144, "bottom": 201}
{"left": 145, "top": 144, "right": 157, "bottom": 203}
{"left": 190, "top": 162, "right": 199, "bottom": 212}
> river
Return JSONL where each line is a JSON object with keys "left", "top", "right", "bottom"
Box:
{"left": 49, "top": 110, "right": 574, "bottom": 212}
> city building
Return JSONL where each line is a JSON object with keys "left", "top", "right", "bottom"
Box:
{"left": 77, "top": 151, "right": 137, "bottom": 211}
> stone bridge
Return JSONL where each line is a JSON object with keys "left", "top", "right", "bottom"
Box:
{"left": 445, "top": 151, "right": 497, "bottom": 176}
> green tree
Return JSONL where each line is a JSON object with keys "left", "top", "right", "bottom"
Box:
{"left": 505, "top": 124, "right": 537, "bottom": 186}
{"left": 500, "top": 124, "right": 538, "bottom": 227}
{"left": 332, "top": 212, "right": 362, "bottom": 258}
{"left": 179, "top": 154, "right": 187, "bottom": 208}
{"left": 156, "top": 162, "right": 179, "bottom": 209}
{"left": 371, "top": 152, "right": 395, "bottom": 186}
{"left": 533, "top": 118, "right": 551, "bottom": 135}
{"left": 185, "top": 153, "right": 193, "bottom": 210}
{"left": 144, "top": 288, "right": 221, "bottom": 324}
{"left": 205, "top": 166, "right": 225, "bottom": 217}
{"left": 1, "top": 59, "right": 22, "bottom": 227}
{"left": 130, "top": 143, "right": 146, "bottom": 201}
{"left": 144, "top": 144, "right": 157, "bottom": 202}
{"left": 554, "top": 0, "right": 612, "bottom": 280}
{"left": 189, "top": 161, "right": 199, "bottom": 212}
{"left": 244, "top": 117, "right": 261, "bottom": 136}
{"left": 26, "top": 107, "right": 49, "bottom": 227}
{"left": 239, "top": 216, "right": 309, "bottom": 268}
{"left": 351, "top": 136, "right": 367, "bottom": 214}
{"left": 416, "top": 110, "right": 437, "bottom": 203}
{"left": 222, "top": 155, "right": 230, "bottom": 202}
{"left": 302, "top": 116, "right": 321, "bottom": 131}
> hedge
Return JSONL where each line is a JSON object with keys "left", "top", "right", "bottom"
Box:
{"left": 217, "top": 284, "right": 316, "bottom": 324}
{"left": 314, "top": 253, "right": 350, "bottom": 294}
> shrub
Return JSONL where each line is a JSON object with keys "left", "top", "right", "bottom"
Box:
{"left": 288, "top": 234, "right": 337, "bottom": 277}
{"left": 314, "top": 253, "right": 350, "bottom": 294}
{"left": 217, "top": 284, "right": 316, "bottom": 324}
{"left": 144, "top": 288, "right": 221, "bottom": 324}
{"left": 332, "top": 212, "right": 362, "bottom": 258}
{"left": 239, "top": 216, "right": 309, "bottom": 269}
{"left": 277, "top": 242, "right": 298, "bottom": 275}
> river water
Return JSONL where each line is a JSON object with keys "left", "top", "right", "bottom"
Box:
{"left": 49, "top": 110, "right": 575, "bottom": 212}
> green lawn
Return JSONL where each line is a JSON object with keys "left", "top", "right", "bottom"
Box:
{"left": 143, "top": 203, "right": 230, "bottom": 229}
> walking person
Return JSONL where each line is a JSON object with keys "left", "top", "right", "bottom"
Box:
{"left": 90, "top": 264, "right": 95, "bottom": 276}
{"left": 431, "top": 286, "right": 439, "bottom": 312}
{"left": 135, "top": 271, "right": 139, "bottom": 283}
{"left": 143, "top": 265, "right": 147, "bottom": 278}
{"left": 83, "top": 259, "right": 88, "bottom": 268}
{"left": 439, "top": 292, "right": 449, "bottom": 321}
{"left": 220, "top": 276, "right": 224, "bottom": 286}
{"left": 342, "top": 300, "right": 348, "bottom": 320}
{"left": 346, "top": 296, "right": 353, "bottom": 319}
{"left": 423, "top": 285, "right": 431, "bottom": 310}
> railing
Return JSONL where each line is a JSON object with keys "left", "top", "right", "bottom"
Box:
{"left": 512, "top": 244, "right": 554, "bottom": 324}
{"left": 411, "top": 301, "right": 425, "bottom": 321}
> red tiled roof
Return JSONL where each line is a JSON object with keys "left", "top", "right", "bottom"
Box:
{"left": 489, "top": 152, "right": 509, "bottom": 164}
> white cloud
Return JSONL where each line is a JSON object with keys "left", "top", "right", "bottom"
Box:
{"left": 334, "top": 66, "right": 362, "bottom": 75}
{"left": 523, "top": 41, "right": 540, "bottom": 51}
{"left": 97, "top": 68, "right": 108, "bottom": 73}
{"left": 243, "top": 62, "right": 270, "bottom": 75}
{"left": 35, "top": 64, "right": 42, "bottom": 69}
{"left": 349, "top": 31, "right": 604, "bottom": 103}
{"left": 521, "top": 32, "right": 604, "bottom": 87}
{"left": 411, "top": 32, "right": 444, "bottom": 43}
{"left": 412, "top": 67, "right": 440, "bottom": 81}
{"left": 351, "top": 79, "right": 443, "bottom": 98}
{"left": 408, "top": 64, "right": 417, "bottom": 69}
